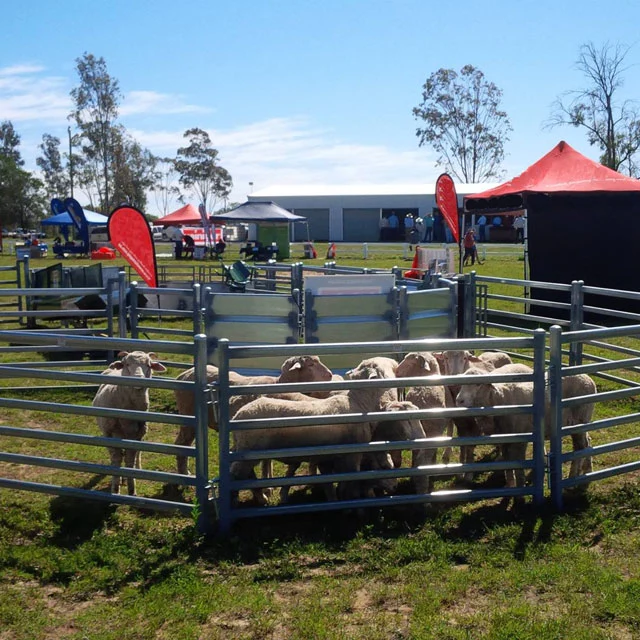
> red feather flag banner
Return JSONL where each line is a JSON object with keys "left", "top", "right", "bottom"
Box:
{"left": 435, "top": 173, "right": 460, "bottom": 244}
{"left": 108, "top": 205, "right": 158, "bottom": 288}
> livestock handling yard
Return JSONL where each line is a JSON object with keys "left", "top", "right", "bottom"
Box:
{"left": 0, "top": 243, "right": 639, "bottom": 639}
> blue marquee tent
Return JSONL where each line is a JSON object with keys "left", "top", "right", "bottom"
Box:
{"left": 40, "top": 210, "right": 108, "bottom": 226}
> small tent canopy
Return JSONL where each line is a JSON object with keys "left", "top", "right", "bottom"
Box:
{"left": 465, "top": 141, "right": 640, "bottom": 320}
{"left": 211, "top": 201, "right": 306, "bottom": 260}
{"left": 210, "top": 200, "right": 306, "bottom": 223}
{"left": 154, "top": 203, "right": 204, "bottom": 226}
{"left": 41, "top": 209, "right": 108, "bottom": 226}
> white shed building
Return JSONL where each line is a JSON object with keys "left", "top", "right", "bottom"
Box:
{"left": 247, "top": 183, "right": 497, "bottom": 242}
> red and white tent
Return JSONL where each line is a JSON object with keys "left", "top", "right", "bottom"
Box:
{"left": 154, "top": 204, "right": 204, "bottom": 226}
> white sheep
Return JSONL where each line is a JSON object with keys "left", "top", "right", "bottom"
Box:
{"left": 455, "top": 364, "right": 596, "bottom": 487}
{"left": 173, "top": 355, "right": 333, "bottom": 476}
{"left": 395, "top": 352, "right": 450, "bottom": 492}
{"left": 455, "top": 363, "right": 535, "bottom": 488}
{"left": 93, "top": 351, "right": 167, "bottom": 495}
{"left": 439, "top": 349, "right": 513, "bottom": 479}
{"left": 230, "top": 358, "right": 393, "bottom": 505}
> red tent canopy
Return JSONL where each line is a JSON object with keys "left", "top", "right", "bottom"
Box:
{"left": 154, "top": 204, "right": 205, "bottom": 226}
{"left": 466, "top": 141, "right": 640, "bottom": 211}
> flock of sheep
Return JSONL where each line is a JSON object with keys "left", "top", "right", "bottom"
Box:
{"left": 92, "top": 348, "right": 597, "bottom": 504}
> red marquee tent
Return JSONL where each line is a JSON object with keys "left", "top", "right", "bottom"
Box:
{"left": 465, "top": 141, "right": 640, "bottom": 212}
{"left": 154, "top": 204, "right": 204, "bottom": 226}
{"left": 465, "top": 141, "right": 640, "bottom": 321}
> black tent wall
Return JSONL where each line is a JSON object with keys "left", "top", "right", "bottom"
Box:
{"left": 527, "top": 192, "right": 640, "bottom": 323}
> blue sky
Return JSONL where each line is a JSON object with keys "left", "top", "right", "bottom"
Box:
{"left": 3, "top": 0, "right": 640, "bottom": 213}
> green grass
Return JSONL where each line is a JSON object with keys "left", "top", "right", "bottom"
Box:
{"left": 0, "top": 242, "right": 639, "bottom": 638}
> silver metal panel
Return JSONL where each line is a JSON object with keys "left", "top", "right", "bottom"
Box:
{"left": 209, "top": 293, "right": 295, "bottom": 317}
{"left": 312, "top": 294, "right": 392, "bottom": 317}
{"left": 313, "top": 321, "right": 394, "bottom": 344}
{"left": 405, "top": 314, "right": 452, "bottom": 339}
{"left": 406, "top": 289, "right": 450, "bottom": 315}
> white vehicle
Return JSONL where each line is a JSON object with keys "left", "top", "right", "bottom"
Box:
{"left": 151, "top": 226, "right": 165, "bottom": 241}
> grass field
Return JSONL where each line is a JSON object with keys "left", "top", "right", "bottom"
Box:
{"left": 0, "top": 242, "right": 639, "bottom": 640}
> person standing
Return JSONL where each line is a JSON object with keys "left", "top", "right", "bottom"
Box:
{"left": 387, "top": 211, "right": 399, "bottom": 241}
{"left": 477, "top": 214, "right": 487, "bottom": 242}
{"left": 414, "top": 216, "right": 425, "bottom": 245}
{"left": 423, "top": 213, "right": 434, "bottom": 242}
{"left": 379, "top": 215, "right": 390, "bottom": 242}
{"left": 463, "top": 228, "right": 481, "bottom": 266}
{"left": 404, "top": 214, "right": 415, "bottom": 244}
{"left": 513, "top": 215, "right": 525, "bottom": 243}
{"left": 164, "top": 225, "right": 184, "bottom": 259}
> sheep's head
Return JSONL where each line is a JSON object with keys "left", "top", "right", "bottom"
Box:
{"left": 115, "top": 351, "right": 167, "bottom": 389}
{"left": 442, "top": 350, "right": 472, "bottom": 376}
{"left": 396, "top": 352, "right": 440, "bottom": 378}
{"left": 345, "top": 359, "right": 390, "bottom": 381}
{"left": 454, "top": 367, "right": 490, "bottom": 408}
{"left": 279, "top": 355, "right": 333, "bottom": 383}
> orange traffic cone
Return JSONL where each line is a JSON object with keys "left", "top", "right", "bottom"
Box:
{"left": 404, "top": 247, "right": 421, "bottom": 279}
{"left": 326, "top": 242, "right": 336, "bottom": 259}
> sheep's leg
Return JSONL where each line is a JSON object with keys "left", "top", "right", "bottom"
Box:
{"left": 174, "top": 426, "right": 195, "bottom": 476}
{"left": 441, "top": 421, "right": 454, "bottom": 464}
{"left": 260, "top": 459, "right": 273, "bottom": 498}
{"left": 333, "top": 454, "right": 362, "bottom": 501}
{"left": 279, "top": 462, "right": 302, "bottom": 504}
{"left": 316, "top": 461, "right": 338, "bottom": 502}
{"left": 108, "top": 447, "right": 123, "bottom": 494}
{"left": 570, "top": 432, "right": 593, "bottom": 479}
{"left": 124, "top": 446, "right": 138, "bottom": 496}
{"left": 230, "top": 460, "right": 266, "bottom": 505}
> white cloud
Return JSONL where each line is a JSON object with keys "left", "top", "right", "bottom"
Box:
{"left": 0, "top": 64, "right": 46, "bottom": 76}
{"left": 132, "top": 117, "right": 439, "bottom": 209}
{"left": 120, "top": 90, "right": 212, "bottom": 116}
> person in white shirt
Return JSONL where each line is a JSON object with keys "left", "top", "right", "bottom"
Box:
{"left": 164, "top": 226, "right": 184, "bottom": 259}
{"left": 513, "top": 215, "right": 525, "bottom": 243}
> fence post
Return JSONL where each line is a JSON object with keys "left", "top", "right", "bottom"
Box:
{"left": 532, "top": 328, "right": 547, "bottom": 506}
{"left": 129, "top": 282, "right": 139, "bottom": 339}
{"left": 118, "top": 271, "right": 127, "bottom": 338}
{"left": 403, "top": 243, "right": 409, "bottom": 260}
{"left": 448, "top": 280, "right": 458, "bottom": 338}
{"left": 193, "top": 333, "right": 211, "bottom": 534}
{"left": 21, "top": 256, "right": 31, "bottom": 327}
{"left": 549, "top": 325, "right": 564, "bottom": 511}
{"left": 464, "top": 272, "right": 477, "bottom": 338}
{"left": 570, "top": 280, "right": 584, "bottom": 366}
{"left": 106, "top": 277, "right": 114, "bottom": 339}
{"left": 363, "top": 243, "right": 368, "bottom": 259}
{"left": 397, "top": 286, "right": 408, "bottom": 340}
{"left": 192, "top": 284, "right": 202, "bottom": 335}
{"left": 216, "top": 338, "right": 232, "bottom": 535}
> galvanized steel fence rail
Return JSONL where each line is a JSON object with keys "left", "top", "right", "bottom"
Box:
{"left": 213, "top": 333, "right": 547, "bottom": 534}
{"left": 0, "top": 330, "right": 213, "bottom": 532}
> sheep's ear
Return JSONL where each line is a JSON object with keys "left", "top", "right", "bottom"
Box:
{"left": 434, "top": 352, "right": 445, "bottom": 364}
{"left": 151, "top": 362, "right": 167, "bottom": 373}
{"left": 147, "top": 352, "right": 158, "bottom": 360}
{"left": 110, "top": 361, "right": 124, "bottom": 370}
{"left": 468, "top": 354, "right": 482, "bottom": 364}
{"left": 117, "top": 351, "right": 129, "bottom": 358}
{"left": 416, "top": 354, "right": 426, "bottom": 368}
{"left": 288, "top": 361, "right": 302, "bottom": 372}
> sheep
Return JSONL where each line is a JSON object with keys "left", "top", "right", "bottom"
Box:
{"left": 93, "top": 351, "right": 167, "bottom": 495}
{"left": 230, "top": 358, "right": 393, "bottom": 505}
{"left": 455, "top": 363, "right": 535, "bottom": 488}
{"left": 440, "top": 349, "right": 513, "bottom": 479}
{"left": 395, "top": 352, "right": 450, "bottom": 492}
{"left": 363, "top": 400, "right": 427, "bottom": 495}
{"left": 173, "top": 355, "right": 333, "bottom": 476}
{"left": 455, "top": 364, "right": 596, "bottom": 487}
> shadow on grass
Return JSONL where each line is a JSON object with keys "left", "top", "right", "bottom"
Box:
{"left": 49, "top": 475, "right": 116, "bottom": 549}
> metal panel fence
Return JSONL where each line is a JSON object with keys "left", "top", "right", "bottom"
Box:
{"left": 213, "top": 333, "right": 548, "bottom": 534}
{"left": 0, "top": 330, "right": 213, "bottom": 531}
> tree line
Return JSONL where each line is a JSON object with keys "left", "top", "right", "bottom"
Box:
{"left": 0, "top": 53, "right": 233, "bottom": 229}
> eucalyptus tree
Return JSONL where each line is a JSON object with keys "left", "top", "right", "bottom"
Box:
{"left": 70, "top": 53, "right": 122, "bottom": 211}
{"left": 413, "top": 65, "right": 511, "bottom": 182}
{"left": 174, "top": 128, "right": 233, "bottom": 212}
{"left": 36, "top": 134, "right": 70, "bottom": 197}
{"left": 547, "top": 42, "right": 640, "bottom": 175}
